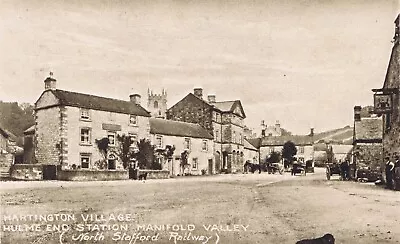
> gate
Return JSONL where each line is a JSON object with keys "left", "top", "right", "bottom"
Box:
{"left": 42, "top": 165, "right": 57, "bottom": 180}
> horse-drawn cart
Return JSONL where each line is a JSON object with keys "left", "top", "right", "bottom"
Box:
{"left": 326, "top": 162, "right": 341, "bottom": 180}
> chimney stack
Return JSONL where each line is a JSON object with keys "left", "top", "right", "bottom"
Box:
{"left": 207, "top": 95, "right": 216, "bottom": 103}
{"left": 194, "top": 88, "right": 203, "bottom": 99}
{"left": 44, "top": 72, "right": 56, "bottom": 90}
{"left": 130, "top": 94, "right": 141, "bottom": 105}
{"left": 354, "top": 106, "right": 362, "bottom": 122}
{"left": 309, "top": 128, "right": 314, "bottom": 137}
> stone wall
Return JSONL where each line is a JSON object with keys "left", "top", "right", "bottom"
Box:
{"left": 10, "top": 164, "right": 43, "bottom": 180}
{"left": 137, "top": 169, "right": 170, "bottom": 179}
{"left": 57, "top": 169, "right": 128, "bottom": 181}
{"left": 167, "top": 95, "right": 214, "bottom": 133}
{"left": 35, "top": 107, "right": 61, "bottom": 165}
{"left": 354, "top": 143, "right": 383, "bottom": 171}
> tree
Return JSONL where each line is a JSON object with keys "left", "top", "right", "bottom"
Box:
{"left": 116, "top": 134, "right": 135, "bottom": 169}
{"left": 133, "top": 139, "right": 156, "bottom": 169}
{"left": 95, "top": 137, "right": 109, "bottom": 169}
{"left": 282, "top": 141, "right": 297, "bottom": 163}
{"left": 266, "top": 151, "right": 281, "bottom": 164}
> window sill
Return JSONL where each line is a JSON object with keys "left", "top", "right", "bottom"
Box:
{"left": 79, "top": 143, "right": 93, "bottom": 146}
{"left": 129, "top": 124, "right": 138, "bottom": 127}
{"left": 80, "top": 118, "right": 92, "bottom": 122}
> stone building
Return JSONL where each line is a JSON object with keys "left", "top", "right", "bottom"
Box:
{"left": 149, "top": 118, "right": 214, "bottom": 176}
{"left": 147, "top": 89, "right": 167, "bottom": 119}
{"left": 352, "top": 106, "right": 383, "bottom": 177}
{"left": 258, "top": 134, "right": 314, "bottom": 164}
{"left": 34, "top": 75, "right": 151, "bottom": 174}
{"left": 0, "top": 126, "right": 17, "bottom": 178}
{"left": 372, "top": 14, "right": 400, "bottom": 160}
{"left": 167, "top": 88, "right": 246, "bottom": 173}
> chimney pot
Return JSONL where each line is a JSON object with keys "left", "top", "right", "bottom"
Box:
{"left": 194, "top": 88, "right": 203, "bottom": 99}
{"left": 354, "top": 106, "right": 362, "bottom": 122}
{"left": 207, "top": 95, "right": 216, "bottom": 103}
{"left": 44, "top": 75, "right": 57, "bottom": 90}
{"left": 130, "top": 94, "right": 141, "bottom": 105}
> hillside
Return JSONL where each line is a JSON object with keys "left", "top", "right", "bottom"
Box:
{"left": 313, "top": 126, "right": 353, "bottom": 145}
{"left": 0, "top": 101, "right": 35, "bottom": 138}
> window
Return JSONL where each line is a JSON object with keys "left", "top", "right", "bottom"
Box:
{"left": 129, "top": 133, "right": 137, "bottom": 148}
{"left": 184, "top": 138, "right": 191, "bottom": 150}
{"left": 202, "top": 140, "right": 208, "bottom": 151}
{"left": 80, "top": 109, "right": 90, "bottom": 120}
{"left": 80, "top": 128, "right": 91, "bottom": 144}
{"left": 129, "top": 115, "right": 137, "bottom": 126}
{"left": 215, "top": 130, "right": 219, "bottom": 141}
{"left": 239, "top": 133, "right": 243, "bottom": 144}
{"left": 192, "top": 158, "right": 198, "bottom": 169}
{"left": 269, "top": 147, "right": 275, "bottom": 153}
{"left": 299, "top": 146, "right": 305, "bottom": 154}
{"left": 80, "top": 153, "right": 91, "bottom": 169}
{"left": 232, "top": 131, "right": 236, "bottom": 143}
{"left": 108, "top": 132, "right": 116, "bottom": 146}
{"left": 156, "top": 135, "right": 163, "bottom": 148}
{"left": 154, "top": 101, "right": 158, "bottom": 109}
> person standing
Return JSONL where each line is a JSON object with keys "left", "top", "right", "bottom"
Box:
{"left": 385, "top": 156, "right": 395, "bottom": 189}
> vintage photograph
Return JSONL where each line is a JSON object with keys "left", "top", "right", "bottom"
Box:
{"left": 0, "top": 0, "right": 399, "bottom": 243}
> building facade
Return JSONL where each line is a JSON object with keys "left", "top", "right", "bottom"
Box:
{"left": 373, "top": 15, "right": 400, "bottom": 160}
{"left": 259, "top": 134, "right": 314, "bottom": 164}
{"left": 34, "top": 75, "right": 151, "bottom": 170}
{"left": 352, "top": 106, "right": 383, "bottom": 177}
{"left": 167, "top": 88, "right": 246, "bottom": 173}
{"left": 149, "top": 118, "right": 214, "bottom": 176}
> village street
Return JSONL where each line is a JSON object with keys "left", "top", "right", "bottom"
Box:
{"left": 1, "top": 169, "right": 400, "bottom": 244}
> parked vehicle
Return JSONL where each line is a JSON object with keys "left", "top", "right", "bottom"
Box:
{"left": 356, "top": 167, "right": 381, "bottom": 183}
{"left": 291, "top": 162, "right": 306, "bottom": 176}
{"left": 326, "top": 162, "right": 341, "bottom": 180}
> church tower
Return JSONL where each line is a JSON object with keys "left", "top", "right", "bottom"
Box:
{"left": 147, "top": 88, "right": 167, "bottom": 119}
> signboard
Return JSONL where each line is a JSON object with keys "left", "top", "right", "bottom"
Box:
{"left": 373, "top": 93, "right": 392, "bottom": 114}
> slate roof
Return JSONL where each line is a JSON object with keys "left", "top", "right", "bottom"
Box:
{"left": 246, "top": 138, "right": 261, "bottom": 149}
{"left": 331, "top": 144, "right": 353, "bottom": 155}
{"left": 37, "top": 89, "right": 151, "bottom": 117}
{"left": 244, "top": 139, "right": 257, "bottom": 151}
{"left": 24, "top": 125, "right": 35, "bottom": 135}
{"left": 354, "top": 117, "right": 383, "bottom": 141}
{"left": 260, "top": 135, "right": 313, "bottom": 147}
{"left": 150, "top": 118, "right": 213, "bottom": 139}
{"left": 213, "top": 100, "right": 246, "bottom": 118}
{"left": 169, "top": 93, "right": 246, "bottom": 118}
{"left": 0, "top": 125, "right": 17, "bottom": 141}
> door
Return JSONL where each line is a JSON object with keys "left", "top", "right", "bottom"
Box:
{"left": 208, "top": 159, "right": 213, "bottom": 175}
{"left": 42, "top": 165, "right": 57, "bottom": 180}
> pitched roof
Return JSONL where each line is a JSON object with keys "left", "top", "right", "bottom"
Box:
{"left": 213, "top": 100, "right": 246, "bottom": 118}
{"left": 383, "top": 33, "right": 399, "bottom": 89}
{"left": 246, "top": 138, "right": 261, "bottom": 149}
{"left": 24, "top": 125, "right": 35, "bottom": 135}
{"left": 168, "top": 93, "right": 246, "bottom": 118}
{"left": 331, "top": 144, "right": 353, "bottom": 155}
{"left": 150, "top": 118, "right": 213, "bottom": 139}
{"left": 0, "top": 125, "right": 17, "bottom": 141}
{"left": 354, "top": 117, "right": 382, "bottom": 141}
{"left": 37, "top": 89, "right": 151, "bottom": 117}
{"left": 244, "top": 139, "right": 257, "bottom": 151}
{"left": 260, "top": 135, "right": 313, "bottom": 147}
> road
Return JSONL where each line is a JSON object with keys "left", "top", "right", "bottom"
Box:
{"left": 1, "top": 168, "right": 399, "bottom": 244}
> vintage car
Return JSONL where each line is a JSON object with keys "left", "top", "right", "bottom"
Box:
{"left": 326, "top": 162, "right": 341, "bottom": 180}
{"left": 356, "top": 166, "right": 381, "bottom": 182}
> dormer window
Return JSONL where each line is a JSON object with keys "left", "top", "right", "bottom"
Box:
{"left": 80, "top": 109, "right": 90, "bottom": 120}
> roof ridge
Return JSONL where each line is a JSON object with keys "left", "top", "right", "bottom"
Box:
{"left": 55, "top": 89, "right": 131, "bottom": 103}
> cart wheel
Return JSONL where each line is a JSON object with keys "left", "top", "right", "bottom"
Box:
{"left": 326, "top": 168, "right": 331, "bottom": 180}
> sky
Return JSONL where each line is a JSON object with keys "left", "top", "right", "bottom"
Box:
{"left": 0, "top": 0, "right": 399, "bottom": 134}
